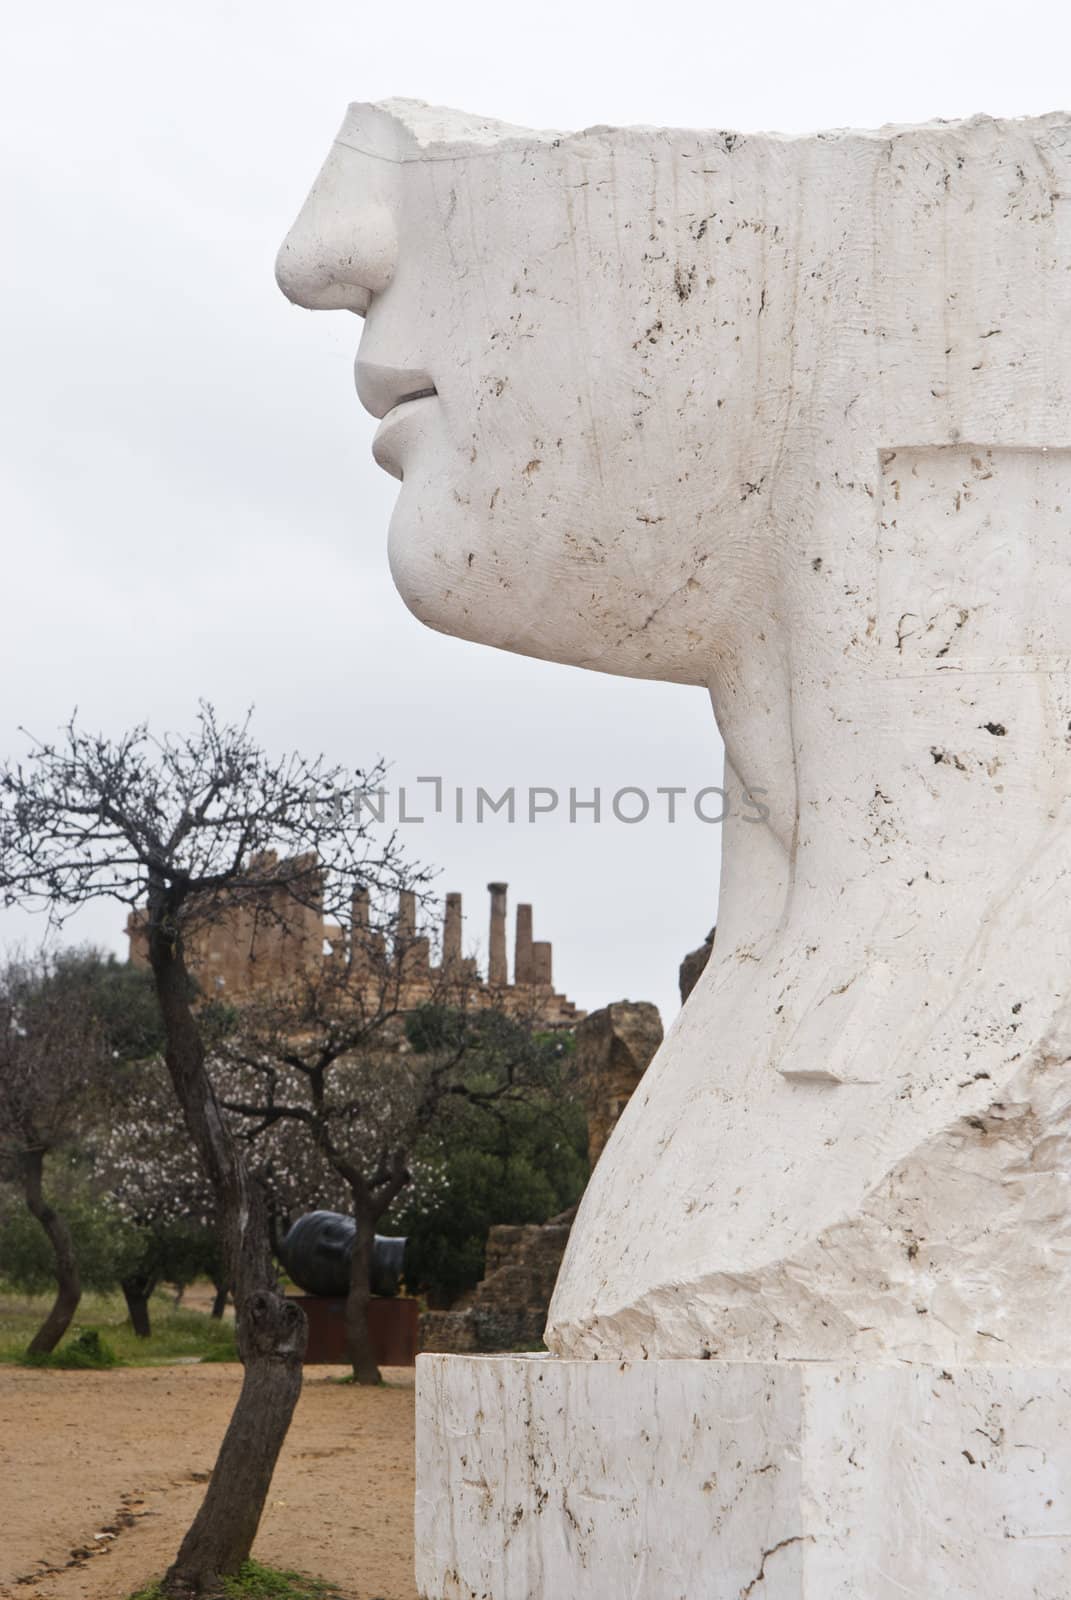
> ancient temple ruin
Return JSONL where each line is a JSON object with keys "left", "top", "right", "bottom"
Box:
{"left": 126, "top": 857, "right": 582, "bottom": 1027}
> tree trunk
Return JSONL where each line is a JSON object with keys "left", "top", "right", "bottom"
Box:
{"left": 163, "top": 1293, "right": 306, "bottom": 1595}
{"left": 148, "top": 912, "right": 306, "bottom": 1597}
{"left": 20, "top": 1148, "right": 81, "bottom": 1356}
{"left": 121, "top": 1275, "right": 155, "bottom": 1339}
{"left": 210, "top": 1282, "right": 228, "bottom": 1320}
{"left": 345, "top": 1203, "right": 380, "bottom": 1385}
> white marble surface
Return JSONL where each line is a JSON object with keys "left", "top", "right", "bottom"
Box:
{"left": 280, "top": 107, "right": 1071, "bottom": 1364}
{"left": 416, "top": 1354, "right": 1071, "bottom": 1599}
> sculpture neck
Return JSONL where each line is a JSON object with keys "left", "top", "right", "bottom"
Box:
{"left": 710, "top": 444, "right": 1071, "bottom": 965}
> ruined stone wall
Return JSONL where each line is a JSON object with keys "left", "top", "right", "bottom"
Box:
{"left": 679, "top": 926, "right": 716, "bottom": 1004}
{"left": 419, "top": 1213, "right": 575, "bottom": 1355}
{"left": 128, "top": 866, "right": 583, "bottom": 1030}
{"left": 571, "top": 1000, "right": 664, "bottom": 1167}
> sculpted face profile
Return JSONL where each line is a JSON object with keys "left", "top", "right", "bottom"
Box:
{"left": 279, "top": 104, "right": 1071, "bottom": 1364}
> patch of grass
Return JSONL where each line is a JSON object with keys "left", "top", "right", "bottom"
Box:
{"left": 23, "top": 1327, "right": 118, "bottom": 1368}
{"left": 128, "top": 1559, "right": 345, "bottom": 1598}
{"left": 329, "top": 1372, "right": 413, "bottom": 1390}
{"left": 197, "top": 1336, "right": 243, "bottom": 1363}
{"left": 221, "top": 1561, "right": 344, "bottom": 1597}
{"left": 0, "top": 1284, "right": 239, "bottom": 1367}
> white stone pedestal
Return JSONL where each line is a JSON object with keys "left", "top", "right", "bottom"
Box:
{"left": 415, "top": 1354, "right": 1071, "bottom": 1599}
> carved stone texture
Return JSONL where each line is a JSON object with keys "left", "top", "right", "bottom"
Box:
{"left": 417, "top": 1355, "right": 1071, "bottom": 1600}
{"left": 278, "top": 103, "right": 1071, "bottom": 1364}
{"left": 572, "top": 1002, "right": 663, "bottom": 1167}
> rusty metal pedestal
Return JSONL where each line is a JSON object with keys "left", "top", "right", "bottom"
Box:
{"left": 289, "top": 1295, "right": 419, "bottom": 1366}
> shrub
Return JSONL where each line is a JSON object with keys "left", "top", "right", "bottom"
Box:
{"left": 24, "top": 1327, "right": 118, "bottom": 1368}
{"left": 392, "top": 1088, "right": 588, "bottom": 1303}
{"left": 0, "top": 1174, "right": 142, "bottom": 1295}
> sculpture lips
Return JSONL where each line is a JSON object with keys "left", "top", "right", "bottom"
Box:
{"left": 355, "top": 355, "right": 436, "bottom": 419}
{"left": 394, "top": 386, "right": 437, "bottom": 407}
{"left": 372, "top": 391, "right": 438, "bottom": 480}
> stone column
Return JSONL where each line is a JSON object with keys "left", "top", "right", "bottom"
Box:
{"left": 443, "top": 891, "right": 462, "bottom": 969}
{"left": 398, "top": 889, "right": 417, "bottom": 941}
{"left": 407, "top": 935, "right": 431, "bottom": 984}
{"left": 349, "top": 884, "right": 384, "bottom": 974}
{"left": 397, "top": 888, "right": 429, "bottom": 982}
{"left": 530, "top": 940, "right": 552, "bottom": 989}
{"left": 351, "top": 886, "right": 370, "bottom": 929}
{"left": 514, "top": 903, "right": 533, "bottom": 985}
{"left": 487, "top": 882, "right": 508, "bottom": 987}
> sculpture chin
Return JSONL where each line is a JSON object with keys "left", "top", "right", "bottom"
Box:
{"left": 387, "top": 500, "right": 538, "bottom": 657}
{"left": 377, "top": 413, "right": 498, "bottom": 647}
{"left": 386, "top": 484, "right": 721, "bottom": 680}
{"left": 386, "top": 500, "right": 462, "bottom": 640}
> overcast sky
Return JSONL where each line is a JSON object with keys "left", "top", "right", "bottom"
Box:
{"left": 1, "top": 0, "right": 1067, "bottom": 1024}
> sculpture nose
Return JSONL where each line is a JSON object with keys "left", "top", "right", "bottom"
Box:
{"left": 275, "top": 135, "right": 397, "bottom": 317}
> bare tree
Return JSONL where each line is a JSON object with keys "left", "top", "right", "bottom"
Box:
{"left": 0, "top": 951, "right": 109, "bottom": 1354}
{"left": 219, "top": 956, "right": 567, "bottom": 1384}
{"left": 0, "top": 705, "right": 421, "bottom": 1598}
{"left": 218, "top": 949, "right": 427, "bottom": 1385}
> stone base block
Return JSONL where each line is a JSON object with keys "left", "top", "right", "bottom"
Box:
{"left": 415, "top": 1354, "right": 1071, "bottom": 1598}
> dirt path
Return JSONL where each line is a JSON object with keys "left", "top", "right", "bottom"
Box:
{"left": 0, "top": 1363, "right": 418, "bottom": 1600}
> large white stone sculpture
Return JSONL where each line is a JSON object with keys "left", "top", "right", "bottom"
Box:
{"left": 279, "top": 102, "right": 1071, "bottom": 1594}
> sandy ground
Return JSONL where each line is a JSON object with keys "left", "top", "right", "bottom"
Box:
{"left": 0, "top": 1363, "right": 418, "bottom": 1600}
